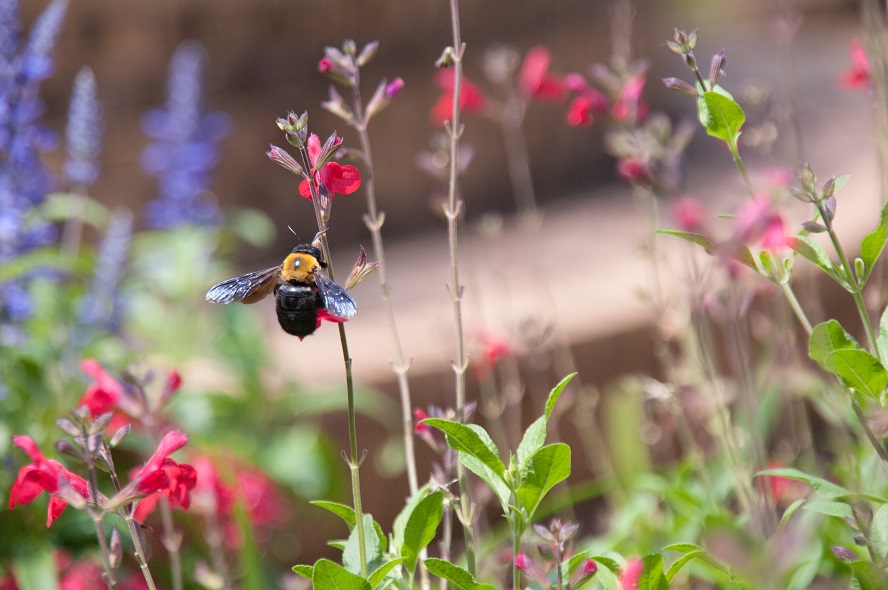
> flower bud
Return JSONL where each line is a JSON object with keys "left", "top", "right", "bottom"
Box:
{"left": 709, "top": 50, "right": 726, "bottom": 87}
{"left": 345, "top": 246, "right": 381, "bottom": 290}
{"left": 357, "top": 41, "right": 379, "bottom": 66}
{"left": 385, "top": 77, "right": 405, "bottom": 99}
{"left": 110, "top": 528, "right": 122, "bottom": 569}
{"left": 662, "top": 77, "right": 699, "bottom": 97}
{"left": 267, "top": 144, "right": 304, "bottom": 176}
{"left": 798, "top": 163, "right": 816, "bottom": 193}
{"left": 823, "top": 195, "right": 837, "bottom": 221}
{"left": 802, "top": 221, "right": 827, "bottom": 233}
{"left": 436, "top": 46, "right": 455, "bottom": 68}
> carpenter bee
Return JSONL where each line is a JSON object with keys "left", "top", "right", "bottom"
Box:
{"left": 205, "top": 243, "right": 357, "bottom": 339}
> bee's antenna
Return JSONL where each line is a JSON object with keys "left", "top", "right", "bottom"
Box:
{"left": 287, "top": 226, "right": 301, "bottom": 242}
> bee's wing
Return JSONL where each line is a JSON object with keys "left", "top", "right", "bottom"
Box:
{"left": 315, "top": 272, "right": 357, "bottom": 320}
{"left": 206, "top": 266, "right": 281, "bottom": 304}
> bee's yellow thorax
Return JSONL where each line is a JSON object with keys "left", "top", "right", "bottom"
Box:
{"left": 281, "top": 252, "right": 320, "bottom": 283}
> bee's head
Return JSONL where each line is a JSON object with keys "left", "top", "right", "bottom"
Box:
{"left": 291, "top": 244, "right": 326, "bottom": 268}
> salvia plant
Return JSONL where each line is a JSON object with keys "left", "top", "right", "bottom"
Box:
{"left": 10, "top": 0, "right": 888, "bottom": 589}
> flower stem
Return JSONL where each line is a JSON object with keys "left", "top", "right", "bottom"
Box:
{"left": 303, "top": 153, "right": 368, "bottom": 577}
{"left": 124, "top": 513, "right": 158, "bottom": 590}
{"left": 512, "top": 531, "right": 520, "bottom": 590}
{"left": 444, "top": 0, "right": 477, "bottom": 575}
{"left": 348, "top": 72, "right": 420, "bottom": 498}
{"left": 157, "top": 497, "right": 183, "bottom": 590}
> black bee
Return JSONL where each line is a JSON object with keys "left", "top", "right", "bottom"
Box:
{"left": 205, "top": 244, "right": 357, "bottom": 339}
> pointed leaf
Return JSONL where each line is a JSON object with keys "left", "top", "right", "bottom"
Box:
{"left": 392, "top": 485, "right": 430, "bottom": 552}
{"left": 515, "top": 443, "right": 571, "bottom": 517}
{"left": 343, "top": 514, "right": 384, "bottom": 575}
{"left": 312, "top": 559, "right": 371, "bottom": 590}
{"left": 292, "top": 565, "right": 314, "bottom": 579}
{"left": 637, "top": 554, "right": 669, "bottom": 590}
{"left": 666, "top": 550, "right": 704, "bottom": 582}
{"left": 788, "top": 236, "right": 836, "bottom": 279}
{"left": 312, "top": 500, "right": 357, "bottom": 529}
{"left": 860, "top": 202, "right": 888, "bottom": 281}
{"left": 802, "top": 499, "right": 853, "bottom": 519}
{"left": 401, "top": 491, "right": 444, "bottom": 573}
{"left": 702, "top": 91, "right": 745, "bottom": 146}
{"left": 459, "top": 451, "right": 512, "bottom": 509}
{"left": 423, "top": 559, "right": 496, "bottom": 590}
{"left": 656, "top": 229, "right": 715, "bottom": 253}
{"left": 517, "top": 416, "right": 546, "bottom": 464}
{"left": 754, "top": 467, "right": 857, "bottom": 499}
{"left": 871, "top": 503, "right": 888, "bottom": 562}
{"left": 809, "top": 320, "right": 859, "bottom": 366}
{"left": 369, "top": 558, "right": 406, "bottom": 589}
{"left": 545, "top": 372, "right": 576, "bottom": 420}
{"left": 422, "top": 418, "right": 505, "bottom": 476}
{"left": 823, "top": 349, "right": 888, "bottom": 401}
{"left": 878, "top": 308, "right": 888, "bottom": 363}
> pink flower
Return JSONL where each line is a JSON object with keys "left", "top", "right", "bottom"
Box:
{"left": 385, "top": 77, "right": 405, "bottom": 99}
{"left": 518, "top": 46, "right": 565, "bottom": 102}
{"left": 59, "top": 560, "right": 104, "bottom": 590}
{"left": 431, "top": 71, "right": 487, "bottom": 126}
{"left": 318, "top": 57, "right": 334, "bottom": 73}
{"left": 619, "top": 558, "right": 643, "bottom": 590}
{"left": 79, "top": 358, "right": 124, "bottom": 416}
{"left": 616, "top": 156, "right": 651, "bottom": 185}
{"left": 472, "top": 330, "right": 512, "bottom": 380}
{"left": 131, "top": 431, "right": 196, "bottom": 522}
{"left": 611, "top": 75, "right": 647, "bottom": 122}
{"left": 8, "top": 435, "right": 91, "bottom": 527}
{"left": 413, "top": 408, "right": 430, "bottom": 434}
{"left": 671, "top": 197, "right": 707, "bottom": 233}
{"left": 582, "top": 559, "right": 598, "bottom": 575}
{"left": 297, "top": 134, "right": 362, "bottom": 200}
{"left": 514, "top": 552, "right": 530, "bottom": 570}
{"left": 840, "top": 39, "right": 870, "bottom": 90}
{"left": 733, "top": 195, "right": 790, "bottom": 250}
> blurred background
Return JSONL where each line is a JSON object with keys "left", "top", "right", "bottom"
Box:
{"left": 4, "top": 0, "right": 882, "bottom": 583}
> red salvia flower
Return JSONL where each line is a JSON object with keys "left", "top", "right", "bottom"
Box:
{"left": 518, "top": 46, "right": 566, "bottom": 102}
{"left": 130, "top": 431, "right": 196, "bottom": 522}
{"left": 430, "top": 70, "right": 487, "bottom": 126}
{"left": 620, "top": 558, "right": 644, "bottom": 590}
{"left": 79, "top": 358, "right": 124, "bottom": 416}
{"left": 840, "top": 39, "right": 870, "bottom": 90}
{"left": 9, "top": 435, "right": 91, "bottom": 527}
{"left": 297, "top": 133, "right": 361, "bottom": 200}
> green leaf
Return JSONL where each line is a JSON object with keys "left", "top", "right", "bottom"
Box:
{"left": 343, "top": 514, "right": 384, "bottom": 575}
{"left": 656, "top": 229, "right": 715, "bottom": 254}
{"left": 696, "top": 82, "right": 734, "bottom": 128}
{"left": 871, "top": 503, "right": 888, "bottom": 562}
{"left": 585, "top": 553, "right": 624, "bottom": 575}
{"left": 401, "top": 491, "right": 444, "bottom": 572}
{"left": 460, "top": 451, "right": 512, "bottom": 510}
{"left": 312, "top": 500, "right": 357, "bottom": 529}
{"left": 788, "top": 236, "right": 837, "bottom": 280}
{"left": 292, "top": 565, "right": 314, "bottom": 579}
{"left": 12, "top": 547, "right": 59, "bottom": 590}
{"left": 702, "top": 91, "right": 745, "bottom": 146}
{"left": 849, "top": 560, "right": 888, "bottom": 590}
{"left": 834, "top": 173, "right": 851, "bottom": 193}
{"left": 822, "top": 349, "right": 888, "bottom": 401}
{"left": 809, "top": 320, "right": 859, "bottom": 366}
{"left": 369, "top": 558, "right": 406, "bottom": 589}
{"left": 423, "top": 559, "right": 495, "bottom": 590}
{"left": 778, "top": 498, "right": 807, "bottom": 530}
{"left": 665, "top": 550, "right": 704, "bottom": 583}
{"left": 422, "top": 419, "right": 505, "bottom": 476}
{"left": 312, "top": 559, "right": 371, "bottom": 590}
{"left": 637, "top": 554, "right": 669, "bottom": 590}
{"left": 802, "top": 499, "right": 853, "bottom": 519}
{"left": 877, "top": 308, "right": 888, "bottom": 363}
{"left": 860, "top": 202, "right": 888, "bottom": 281}
{"left": 37, "top": 192, "right": 110, "bottom": 228}
{"left": 754, "top": 468, "right": 856, "bottom": 499}
{"left": 392, "top": 485, "right": 430, "bottom": 552}
{"left": 517, "top": 416, "right": 546, "bottom": 464}
{"left": 515, "top": 443, "right": 571, "bottom": 517}
{"left": 545, "top": 372, "right": 576, "bottom": 420}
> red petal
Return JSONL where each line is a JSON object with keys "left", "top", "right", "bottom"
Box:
{"left": 133, "top": 493, "right": 160, "bottom": 524}
{"left": 324, "top": 163, "right": 361, "bottom": 195}
{"left": 12, "top": 435, "right": 45, "bottom": 463}
{"left": 519, "top": 46, "right": 552, "bottom": 97}
{"left": 47, "top": 496, "right": 68, "bottom": 527}
{"left": 306, "top": 134, "right": 322, "bottom": 167}
{"left": 298, "top": 179, "right": 314, "bottom": 199}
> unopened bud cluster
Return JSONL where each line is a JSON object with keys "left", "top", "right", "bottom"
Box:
{"left": 276, "top": 111, "right": 309, "bottom": 148}
{"left": 790, "top": 163, "right": 838, "bottom": 232}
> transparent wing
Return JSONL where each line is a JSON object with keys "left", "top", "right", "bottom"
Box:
{"left": 205, "top": 266, "right": 280, "bottom": 304}
{"left": 315, "top": 272, "right": 357, "bottom": 320}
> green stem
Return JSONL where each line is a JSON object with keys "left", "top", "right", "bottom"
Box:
{"left": 158, "top": 497, "right": 183, "bottom": 590}
{"left": 303, "top": 148, "right": 368, "bottom": 577}
{"left": 349, "top": 72, "right": 420, "bottom": 499}
{"left": 444, "top": 0, "right": 477, "bottom": 575}
{"left": 512, "top": 530, "right": 521, "bottom": 590}
{"left": 778, "top": 281, "right": 813, "bottom": 336}
{"left": 729, "top": 143, "right": 754, "bottom": 196}
{"left": 124, "top": 512, "right": 158, "bottom": 590}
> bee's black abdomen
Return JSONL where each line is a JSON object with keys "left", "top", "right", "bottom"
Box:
{"left": 275, "top": 283, "right": 323, "bottom": 338}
